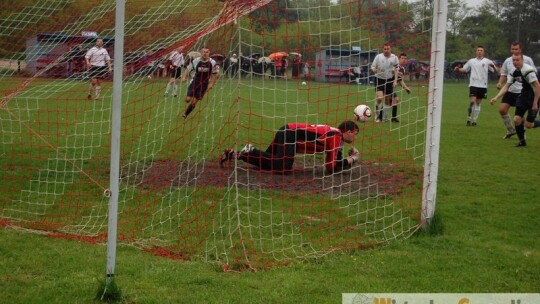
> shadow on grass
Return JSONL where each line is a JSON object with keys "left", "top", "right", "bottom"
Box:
{"left": 414, "top": 211, "right": 444, "bottom": 237}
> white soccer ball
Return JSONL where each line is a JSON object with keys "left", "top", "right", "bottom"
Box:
{"left": 353, "top": 104, "right": 372, "bottom": 122}
{"left": 301, "top": 81, "right": 307, "bottom": 85}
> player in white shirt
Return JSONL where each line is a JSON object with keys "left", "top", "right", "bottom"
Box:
{"left": 490, "top": 54, "right": 540, "bottom": 147}
{"left": 494, "top": 42, "right": 535, "bottom": 139}
{"left": 164, "top": 47, "right": 185, "bottom": 97}
{"left": 371, "top": 43, "right": 399, "bottom": 122}
{"left": 454, "top": 46, "right": 498, "bottom": 126}
{"left": 85, "top": 38, "right": 112, "bottom": 100}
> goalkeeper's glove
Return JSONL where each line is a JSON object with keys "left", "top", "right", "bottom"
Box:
{"left": 348, "top": 147, "right": 360, "bottom": 163}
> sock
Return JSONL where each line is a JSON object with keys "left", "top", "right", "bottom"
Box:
{"left": 173, "top": 84, "right": 177, "bottom": 96}
{"left": 467, "top": 102, "right": 473, "bottom": 121}
{"left": 501, "top": 114, "right": 514, "bottom": 132}
{"left": 533, "top": 120, "right": 540, "bottom": 128}
{"left": 382, "top": 105, "right": 391, "bottom": 120}
{"left": 472, "top": 104, "right": 481, "bottom": 122}
{"left": 184, "top": 103, "right": 195, "bottom": 117}
{"left": 375, "top": 102, "right": 383, "bottom": 120}
{"left": 392, "top": 105, "right": 398, "bottom": 119}
{"left": 95, "top": 86, "right": 101, "bottom": 98}
{"left": 515, "top": 123, "right": 525, "bottom": 142}
{"left": 88, "top": 83, "right": 93, "bottom": 95}
{"left": 165, "top": 83, "right": 170, "bottom": 94}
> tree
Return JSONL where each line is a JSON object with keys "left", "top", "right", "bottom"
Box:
{"left": 458, "top": 13, "right": 505, "bottom": 60}
{"left": 500, "top": 0, "right": 540, "bottom": 62}
{"left": 446, "top": 0, "right": 470, "bottom": 37}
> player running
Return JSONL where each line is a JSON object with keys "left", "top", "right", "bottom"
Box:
{"left": 180, "top": 48, "right": 218, "bottom": 120}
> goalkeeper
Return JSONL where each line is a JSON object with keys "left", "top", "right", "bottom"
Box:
{"left": 220, "top": 120, "right": 360, "bottom": 173}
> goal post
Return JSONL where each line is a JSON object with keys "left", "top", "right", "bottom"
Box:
{"left": 0, "top": 0, "right": 445, "bottom": 271}
{"left": 422, "top": 0, "right": 447, "bottom": 226}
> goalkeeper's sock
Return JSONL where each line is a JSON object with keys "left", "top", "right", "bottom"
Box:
{"left": 501, "top": 114, "right": 515, "bottom": 132}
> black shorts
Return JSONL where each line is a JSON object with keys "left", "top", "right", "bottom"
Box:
{"left": 169, "top": 66, "right": 182, "bottom": 79}
{"left": 392, "top": 87, "right": 403, "bottom": 98}
{"left": 468, "top": 86, "right": 487, "bottom": 99}
{"left": 375, "top": 77, "right": 394, "bottom": 95}
{"left": 515, "top": 95, "right": 539, "bottom": 122}
{"left": 501, "top": 92, "right": 519, "bottom": 107}
{"left": 186, "top": 81, "right": 209, "bottom": 100}
{"left": 87, "top": 66, "right": 108, "bottom": 79}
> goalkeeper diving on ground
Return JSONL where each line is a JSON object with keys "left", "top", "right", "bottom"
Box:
{"left": 220, "top": 120, "right": 361, "bottom": 174}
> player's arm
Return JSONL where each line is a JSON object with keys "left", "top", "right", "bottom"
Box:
{"left": 496, "top": 75, "right": 507, "bottom": 90}
{"left": 85, "top": 50, "right": 92, "bottom": 68}
{"left": 489, "top": 60, "right": 500, "bottom": 74}
{"left": 324, "top": 136, "right": 356, "bottom": 173}
{"left": 490, "top": 83, "right": 510, "bottom": 105}
{"left": 180, "top": 62, "right": 191, "bottom": 82}
{"left": 392, "top": 60, "right": 399, "bottom": 87}
{"left": 370, "top": 56, "right": 379, "bottom": 75}
{"left": 106, "top": 53, "right": 112, "bottom": 71}
{"left": 532, "top": 80, "right": 540, "bottom": 112}
{"left": 454, "top": 61, "right": 468, "bottom": 73}
{"left": 400, "top": 78, "right": 411, "bottom": 94}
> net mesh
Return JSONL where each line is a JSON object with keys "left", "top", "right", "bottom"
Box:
{"left": 1, "top": 0, "right": 433, "bottom": 270}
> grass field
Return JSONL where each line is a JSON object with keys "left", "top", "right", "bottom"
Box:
{"left": 1, "top": 81, "right": 539, "bottom": 303}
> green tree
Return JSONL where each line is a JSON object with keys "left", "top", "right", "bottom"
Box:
{"left": 458, "top": 13, "right": 505, "bottom": 60}
{"left": 500, "top": 0, "right": 540, "bottom": 62}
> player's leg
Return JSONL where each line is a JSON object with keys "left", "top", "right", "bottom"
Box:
{"left": 374, "top": 78, "right": 385, "bottom": 122}
{"left": 182, "top": 98, "right": 198, "bottom": 119}
{"left": 234, "top": 127, "right": 284, "bottom": 170}
{"left": 251, "top": 127, "right": 295, "bottom": 172}
{"left": 164, "top": 67, "right": 176, "bottom": 96}
{"left": 183, "top": 83, "right": 207, "bottom": 119}
{"left": 391, "top": 92, "right": 399, "bottom": 122}
{"left": 499, "top": 93, "right": 516, "bottom": 138}
{"left": 524, "top": 107, "right": 540, "bottom": 129}
{"left": 164, "top": 78, "right": 173, "bottom": 96}
{"left": 382, "top": 81, "right": 394, "bottom": 121}
{"left": 87, "top": 78, "right": 95, "bottom": 99}
{"left": 514, "top": 99, "right": 527, "bottom": 147}
{"left": 466, "top": 87, "right": 476, "bottom": 126}
{"left": 471, "top": 98, "right": 482, "bottom": 126}
{"left": 88, "top": 67, "right": 97, "bottom": 99}
{"left": 94, "top": 78, "right": 102, "bottom": 99}
{"left": 182, "top": 83, "right": 194, "bottom": 119}
{"left": 172, "top": 67, "right": 181, "bottom": 97}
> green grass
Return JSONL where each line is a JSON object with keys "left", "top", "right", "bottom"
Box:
{"left": 1, "top": 81, "right": 540, "bottom": 303}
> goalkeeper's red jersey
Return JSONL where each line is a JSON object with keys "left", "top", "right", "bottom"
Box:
{"left": 286, "top": 123, "right": 344, "bottom": 172}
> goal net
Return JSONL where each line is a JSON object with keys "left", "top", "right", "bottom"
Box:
{"left": 0, "top": 0, "right": 437, "bottom": 270}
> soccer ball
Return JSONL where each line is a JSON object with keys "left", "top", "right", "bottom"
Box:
{"left": 301, "top": 81, "right": 307, "bottom": 85}
{"left": 353, "top": 104, "right": 371, "bottom": 122}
